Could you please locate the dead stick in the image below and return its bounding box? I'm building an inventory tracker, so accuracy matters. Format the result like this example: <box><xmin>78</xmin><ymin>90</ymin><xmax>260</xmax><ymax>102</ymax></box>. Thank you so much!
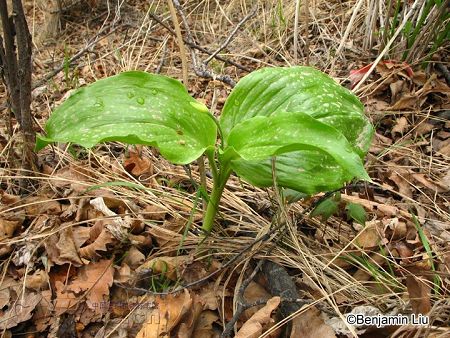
<box><xmin>204</xmin><ymin>7</ymin><xmax>257</xmax><ymax>65</ymax></box>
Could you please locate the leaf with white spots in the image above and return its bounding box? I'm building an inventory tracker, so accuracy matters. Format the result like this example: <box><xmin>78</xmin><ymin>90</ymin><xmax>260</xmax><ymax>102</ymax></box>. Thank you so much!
<box><xmin>221</xmin><ymin>66</ymin><xmax>373</xmax><ymax>155</ymax></box>
<box><xmin>36</xmin><ymin>71</ymin><xmax>217</xmax><ymax>164</ymax></box>
<box><xmin>226</xmin><ymin>111</ymin><xmax>369</xmax><ymax>194</ymax></box>
<box><xmin>220</xmin><ymin>66</ymin><xmax>373</xmax><ymax>194</ymax></box>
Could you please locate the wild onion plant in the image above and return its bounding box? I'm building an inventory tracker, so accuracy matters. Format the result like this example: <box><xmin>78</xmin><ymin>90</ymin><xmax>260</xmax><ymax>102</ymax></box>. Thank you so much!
<box><xmin>36</xmin><ymin>67</ymin><xmax>374</xmax><ymax>232</ymax></box>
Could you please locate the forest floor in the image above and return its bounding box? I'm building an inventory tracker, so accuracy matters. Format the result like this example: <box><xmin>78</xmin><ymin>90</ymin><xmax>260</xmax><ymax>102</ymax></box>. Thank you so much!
<box><xmin>0</xmin><ymin>1</ymin><xmax>449</xmax><ymax>337</ymax></box>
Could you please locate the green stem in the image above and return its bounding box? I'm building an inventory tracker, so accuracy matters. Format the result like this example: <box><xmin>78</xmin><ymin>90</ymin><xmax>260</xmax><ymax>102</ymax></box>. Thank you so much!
<box><xmin>202</xmin><ymin>164</ymin><xmax>232</xmax><ymax>233</ymax></box>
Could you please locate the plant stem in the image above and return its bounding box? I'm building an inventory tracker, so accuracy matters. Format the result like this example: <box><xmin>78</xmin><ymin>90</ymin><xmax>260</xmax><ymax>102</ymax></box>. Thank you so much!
<box><xmin>202</xmin><ymin>165</ymin><xmax>232</xmax><ymax>233</ymax></box>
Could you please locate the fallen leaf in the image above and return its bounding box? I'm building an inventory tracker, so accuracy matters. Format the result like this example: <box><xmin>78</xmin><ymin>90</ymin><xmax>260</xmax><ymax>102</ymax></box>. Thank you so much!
<box><xmin>192</xmin><ymin>310</ymin><xmax>219</xmax><ymax>338</ymax></box>
<box><xmin>66</xmin><ymin>259</ymin><xmax>114</xmax><ymax>314</ymax></box>
<box><xmin>235</xmin><ymin>296</ymin><xmax>280</xmax><ymax>338</ymax></box>
<box><xmin>122</xmin><ymin>246</ymin><xmax>145</xmax><ymax>269</ymax></box>
<box><xmin>391</xmin><ymin>116</ymin><xmax>409</xmax><ymax>135</ymax></box>
<box><xmin>0</xmin><ymin>292</ymin><xmax>41</xmax><ymax>329</ymax></box>
<box><xmin>123</xmin><ymin>149</ymin><xmax>153</xmax><ymax>177</ymax></box>
<box><xmin>56</xmin><ymin>227</ymin><xmax>84</xmax><ymax>266</ymax></box>
<box><xmin>355</xmin><ymin>221</ymin><xmax>384</xmax><ymax>249</ymax></box>
<box><xmin>290</xmin><ymin>306</ymin><xmax>336</xmax><ymax>338</ymax></box>
<box><xmin>25</xmin><ymin>270</ymin><xmax>49</xmax><ymax>290</ymax></box>
<box><xmin>405</xmin><ymin>275</ymin><xmax>431</xmax><ymax>314</ymax></box>
<box><xmin>136</xmin><ymin>289</ymin><xmax>193</xmax><ymax>338</ymax></box>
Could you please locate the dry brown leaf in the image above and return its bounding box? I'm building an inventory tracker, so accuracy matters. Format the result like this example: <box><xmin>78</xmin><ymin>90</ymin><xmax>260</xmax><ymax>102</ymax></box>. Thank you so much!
<box><xmin>405</xmin><ymin>275</ymin><xmax>431</xmax><ymax>314</ymax></box>
<box><xmin>0</xmin><ymin>218</ymin><xmax>22</xmax><ymax>240</ymax></box>
<box><xmin>388</xmin><ymin>171</ymin><xmax>413</xmax><ymax>198</ymax></box>
<box><xmin>391</xmin><ymin>116</ymin><xmax>409</xmax><ymax>135</ymax></box>
<box><xmin>114</xmin><ymin>263</ymin><xmax>132</xmax><ymax>284</ymax></box>
<box><xmin>242</xmin><ymin>281</ymin><xmax>271</xmax><ymax>322</ymax></box>
<box><xmin>79</xmin><ymin>223</ymin><xmax>116</xmax><ymax>259</ymax></box>
<box><xmin>142</xmin><ymin>204</ymin><xmax>167</xmax><ymax>221</ymax></box>
<box><xmin>54</xmin><ymin>281</ymin><xmax>80</xmax><ymax>316</ymax></box>
<box><xmin>177</xmin><ymin>293</ymin><xmax>204</xmax><ymax>338</ymax></box>
<box><xmin>24</xmin><ymin>196</ymin><xmax>62</xmax><ymax>216</ymax></box>
<box><xmin>235</xmin><ymin>296</ymin><xmax>280</xmax><ymax>338</ymax></box>
<box><xmin>33</xmin><ymin>289</ymin><xmax>53</xmax><ymax>332</ymax></box>
<box><xmin>148</xmin><ymin>216</ymin><xmax>186</xmax><ymax>247</ymax></box>
<box><xmin>66</xmin><ymin>259</ymin><xmax>114</xmax><ymax>314</ymax></box>
<box><xmin>192</xmin><ymin>310</ymin><xmax>219</xmax><ymax>338</ymax></box>
<box><xmin>56</xmin><ymin>227</ymin><xmax>84</xmax><ymax>266</ymax></box>
<box><xmin>90</xmin><ymin>197</ymin><xmax>129</xmax><ymax>240</ymax></box>
<box><xmin>290</xmin><ymin>306</ymin><xmax>336</xmax><ymax>338</ymax></box>
<box><xmin>25</xmin><ymin>270</ymin><xmax>49</xmax><ymax>290</ymax></box>
<box><xmin>411</xmin><ymin>173</ymin><xmax>449</xmax><ymax>193</ymax></box>
<box><xmin>123</xmin><ymin>149</ymin><xmax>153</xmax><ymax>177</ymax></box>
<box><xmin>355</xmin><ymin>221</ymin><xmax>384</xmax><ymax>249</ymax></box>
<box><xmin>122</xmin><ymin>246</ymin><xmax>145</xmax><ymax>269</ymax></box>
<box><xmin>0</xmin><ymin>292</ymin><xmax>41</xmax><ymax>330</ymax></box>
<box><xmin>136</xmin><ymin>255</ymin><xmax>191</xmax><ymax>281</ymax></box>
<box><xmin>389</xmin><ymin>94</ymin><xmax>417</xmax><ymax>110</ymax></box>
<box><xmin>136</xmin><ymin>289</ymin><xmax>193</xmax><ymax>338</ymax></box>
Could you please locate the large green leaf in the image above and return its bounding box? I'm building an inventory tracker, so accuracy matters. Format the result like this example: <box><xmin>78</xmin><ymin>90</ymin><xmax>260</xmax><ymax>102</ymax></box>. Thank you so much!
<box><xmin>36</xmin><ymin>71</ymin><xmax>217</xmax><ymax>164</ymax></box>
<box><xmin>220</xmin><ymin>66</ymin><xmax>373</xmax><ymax>155</ymax></box>
<box><xmin>220</xmin><ymin>66</ymin><xmax>373</xmax><ymax>194</ymax></box>
<box><xmin>227</xmin><ymin>111</ymin><xmax>368</xmax><ymax>180</ymax></box>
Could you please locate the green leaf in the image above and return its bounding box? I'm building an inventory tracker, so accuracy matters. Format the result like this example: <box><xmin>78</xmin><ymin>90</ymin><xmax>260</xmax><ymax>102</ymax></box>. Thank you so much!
<box><xmin>345</xmin><ymin>202</ymin><xmax>367</xmax><ymax>225</ymax></box>
<box><xmin>227</xmin><ymin>111</ymin><xmax>369</xmax><ymax>180</ymax></box>
<box><xmin>231</xmin><ymin>151</ymin><xmax>353</xmax><ymax>195</ymax></box>
<box><xmin>219</xmin><ymin>66</ymin><xmax>373</xmax><ymax>194</ymax></box>
<box><xmin>221</xmin><ymin>66</ymin><xmax>373</xmax><ymax>155</ymax></box>
<box><xmin>36</xmin><ymin>71</ymin><xmax>217</xmax><ymax>165</ymax></box>
<box><xmin>310</xmin><ymin>197</ymin><xmax>338</xmax><ymax>221</ymax></box>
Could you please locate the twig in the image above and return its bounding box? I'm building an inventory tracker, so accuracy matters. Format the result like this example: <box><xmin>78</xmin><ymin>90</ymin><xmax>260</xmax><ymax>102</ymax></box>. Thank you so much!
<box><xmin>32</xmin><ymin>25</ymin><xmax>121</xmax><ymax>89</ymax></box>
<box><xmin>149</xmin><ymin>13</ymin><xmax>251</xmax><ymax>73</ymax></box>
<box><xmin>155</xmin><ymin>38</ymin><xmax>168</xmax><ymax>74</ymax></box>
<box><xmin>204</xmin><ymin>7</ymin><xmax>257</xmax><ymax>65</ymax></box>
<box><xmin>221</xmin><ymin>259</ymin><xmax>266</xmax><ymax>338</ymax></box>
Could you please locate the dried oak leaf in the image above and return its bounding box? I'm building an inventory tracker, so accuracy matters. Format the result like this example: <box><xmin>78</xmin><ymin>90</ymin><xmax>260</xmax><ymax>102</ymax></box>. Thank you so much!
<box><xmin>235</xmin><ymin>296</ymin><xmax>280</xmax><ymax>338</ymax></box>
<box><xmin>66</xmin><ymin>259</ymin><xmax>114</xmax><ymax>314</ymax></box>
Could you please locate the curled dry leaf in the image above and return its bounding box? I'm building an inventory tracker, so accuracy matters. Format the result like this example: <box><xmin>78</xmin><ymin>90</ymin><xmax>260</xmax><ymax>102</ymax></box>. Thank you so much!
<box><xmin>405</xmin><ymin>274</ymin><xmax>432</xmax><ymax>315</ymax></box>
<box><xmin>136</xmin><ymin>289</ymin><xmax>193</xmax><ymax>338</ymax></box>
<box><xmin>90</xmin><ymin>197</ymin><xmax>129</xmax><ymax>240</ymax></box>
<box><xmin>56</xmin><ymin>227</ymin><xmax>84</xmax><ymax>266</ymax></box>
<box><xmin>79</xmin><ymin>221</ymin><xmax>115</xmax><ymax>259</ymax></box>
<box><xmin>123</xmin><ymin>149</ymin><xmax>153</xmax><ymax>177</ymax></box>
<box><xmin>391</xmin><ymin>116</ymin><xmax>409</xmax><ymax>135</ymax></box>
<box><xmin>136</xmin><ymin>255</ymin><xmax>191</xmax><ymax>281</ymax></box>
<box><xmin>235</xmin><ymin>296</ymin><xmax>280</xmax><ymax>338</ymax></box>
<box><xmin>354</xmin><ymin>221</ymin><xmax>385</xmax><ymax>249</ymax></box>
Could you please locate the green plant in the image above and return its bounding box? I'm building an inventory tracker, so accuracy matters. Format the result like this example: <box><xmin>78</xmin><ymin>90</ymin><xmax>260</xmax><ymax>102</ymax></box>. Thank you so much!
<box><xmin>36</xmin><ymin>66</ymin><xmax>374</xmax><ymax>233</ymax></box>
